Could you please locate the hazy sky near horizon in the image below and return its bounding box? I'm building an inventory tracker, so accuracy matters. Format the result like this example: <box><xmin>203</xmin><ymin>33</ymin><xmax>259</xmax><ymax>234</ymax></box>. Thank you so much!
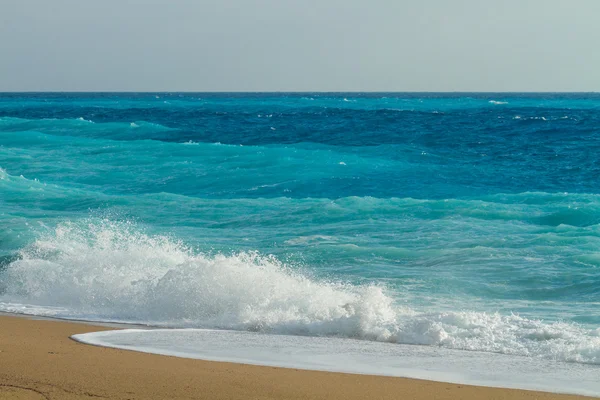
<box><xmin>1</xmin><ymin>0</ymin><xmax>599</xmax><ymax>92</ymax></box>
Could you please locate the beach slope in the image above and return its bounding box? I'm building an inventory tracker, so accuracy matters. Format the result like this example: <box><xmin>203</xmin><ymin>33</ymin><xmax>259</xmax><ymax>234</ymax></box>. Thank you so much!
<box><xmin>0</xmin><ymin>314</ymin><xmax>594</xmax><ymax>400</ymax></box>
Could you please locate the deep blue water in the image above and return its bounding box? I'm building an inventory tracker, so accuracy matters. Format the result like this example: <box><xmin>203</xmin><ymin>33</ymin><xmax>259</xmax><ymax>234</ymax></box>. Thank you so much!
<box><xmin>1</xmin><ymin>93</ymin><xmax>600</xmax><ymax>363</ymax></box>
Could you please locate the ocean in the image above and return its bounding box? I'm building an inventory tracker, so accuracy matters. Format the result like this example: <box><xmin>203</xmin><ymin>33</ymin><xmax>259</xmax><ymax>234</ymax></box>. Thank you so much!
<box><xmin>1</xmin><ymin>93</ymin><xmax>600</xmax><ymax>394</ymax></box>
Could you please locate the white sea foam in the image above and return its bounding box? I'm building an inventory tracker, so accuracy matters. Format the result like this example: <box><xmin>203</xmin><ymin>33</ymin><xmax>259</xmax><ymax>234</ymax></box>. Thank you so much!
<box><xmin>489</xmin><ymin>100</ymin><xmax>508</xmax><ymax>105</ymax></box>
<box><xmin>1</xmin><ymin>220</ymin><xmax>600</xmax><ymax>365</ymax></box>
<box><xmin>72</xmin><ymin>329</ymin><xmax>600</xmax><ymax>396</ymax></box>
<box><xmin>513</xmin><ymin>116</ymin><xmax>549</xmax><ymax>121</ymax></box>
<box><xmin>284</xmin><ymin>235</ymin><xmax>336</xmax><ymax>245</ymax></box>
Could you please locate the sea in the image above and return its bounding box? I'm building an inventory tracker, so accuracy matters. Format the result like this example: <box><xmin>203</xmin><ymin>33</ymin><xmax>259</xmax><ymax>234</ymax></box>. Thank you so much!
<box><xmin>1</xmin><ymin>93</ymin><xmax>600</xmax><ymax>395</ymax></box>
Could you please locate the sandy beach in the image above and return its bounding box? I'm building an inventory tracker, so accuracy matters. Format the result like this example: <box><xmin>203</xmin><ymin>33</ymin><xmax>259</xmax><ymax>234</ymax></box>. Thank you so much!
<box><xmin>0</xmin><ymin>314</ymin><xmax>594</xmax><ymax>400</ymax></box>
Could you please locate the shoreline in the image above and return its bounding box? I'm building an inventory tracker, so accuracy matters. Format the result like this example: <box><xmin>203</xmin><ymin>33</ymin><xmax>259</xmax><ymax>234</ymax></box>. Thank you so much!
<box><xmin>0</xmin><ymin>313</ymin><xmax>596</xmax><ymax>400</ymax></box>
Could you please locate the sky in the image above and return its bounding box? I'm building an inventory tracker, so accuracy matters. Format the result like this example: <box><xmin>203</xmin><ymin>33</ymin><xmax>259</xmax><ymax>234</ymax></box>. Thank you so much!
<box><xmin>0</xmin><ymin>0</ymin><xmax>599</xmax><ymax>92</ymax></box>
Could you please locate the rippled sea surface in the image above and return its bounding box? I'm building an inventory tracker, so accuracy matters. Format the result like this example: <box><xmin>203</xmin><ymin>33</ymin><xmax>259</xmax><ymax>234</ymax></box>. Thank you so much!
<box><xmin>2</xmin><ymin>93</ymin><xmax>600</xmax><ymax>366</ymax></box>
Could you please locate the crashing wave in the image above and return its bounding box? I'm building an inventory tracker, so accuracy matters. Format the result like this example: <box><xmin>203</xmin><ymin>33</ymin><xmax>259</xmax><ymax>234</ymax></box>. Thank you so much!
<box><xmin>1</xmin><ymin>219</ymin><xmax>600</xmax><ymax>364</ymax></box>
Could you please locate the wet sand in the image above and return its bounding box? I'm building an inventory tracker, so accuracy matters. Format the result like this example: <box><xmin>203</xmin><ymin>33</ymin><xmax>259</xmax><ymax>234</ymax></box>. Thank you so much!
<box><xmin>0</xmin><ymin>314</ymin><xmax>594</xmax><ymax>400</ymax></box>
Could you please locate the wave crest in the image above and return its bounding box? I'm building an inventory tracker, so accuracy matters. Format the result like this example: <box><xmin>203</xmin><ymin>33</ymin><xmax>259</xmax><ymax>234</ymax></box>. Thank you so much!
<box><xmin>0</xmin><ymin>116</ymin><xmax>172</xmax><ymax>140</ymax></box>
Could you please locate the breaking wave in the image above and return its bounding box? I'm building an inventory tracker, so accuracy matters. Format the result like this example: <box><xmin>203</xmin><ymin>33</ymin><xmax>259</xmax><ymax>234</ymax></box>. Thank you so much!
<box><xmin>1</xmin><ymin>220</ymin><xmax>600</xmax><ymax>364</ymax></box>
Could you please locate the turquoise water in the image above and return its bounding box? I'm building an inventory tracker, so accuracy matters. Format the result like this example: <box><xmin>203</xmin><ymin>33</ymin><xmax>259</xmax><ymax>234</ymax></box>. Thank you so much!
<box><xmin>1</xmin><ymin>93</ymin><xmax>600</xmax><ymax>364</ymax></box>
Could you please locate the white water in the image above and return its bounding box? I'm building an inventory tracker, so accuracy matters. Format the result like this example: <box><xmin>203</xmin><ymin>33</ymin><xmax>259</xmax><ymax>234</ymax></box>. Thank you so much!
<box><xmin>73</xmin><ymin>328</ymin><xmax>600</xmax><ymax>397</ymax></box>
<box><xmin>1</xmin><ymin>220</ymin><xmax>600</xmax><ymax>365</ymax></box>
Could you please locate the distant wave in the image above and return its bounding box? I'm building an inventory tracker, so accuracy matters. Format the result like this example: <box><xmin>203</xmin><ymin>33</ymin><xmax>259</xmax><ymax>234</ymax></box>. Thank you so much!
<box><xmin>489</xmin><ymin>100</ymin><xmax>509</xmax><ymax>105</ymax></box>
<box><xmin>3</xmin><ymin>164</ymin><xmax>600</xmax><ymax>230</ymax></box>
<box><xmin>1</xmin><ymin>219</ymin><xmax>600</xmax><ymax>365</ymax></box>
<box><xmin>0</xmin><ymin>116</ymin><xmax>173</xmax><ymax>138</ymax></box>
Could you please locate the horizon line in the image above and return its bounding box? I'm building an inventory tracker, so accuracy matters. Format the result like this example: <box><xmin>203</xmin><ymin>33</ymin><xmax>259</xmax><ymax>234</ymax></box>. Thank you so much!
<box><xmin>1</xmin><ymin>91</ymin><xmax>599</xmax><ymax>94</ymax></box>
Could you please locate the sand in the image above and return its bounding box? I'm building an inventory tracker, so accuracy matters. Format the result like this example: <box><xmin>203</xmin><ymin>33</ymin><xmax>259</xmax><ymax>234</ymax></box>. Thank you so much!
<box><xmin>0</xmin><ymin>314</ymin><xmax>594</xmax><ymax>400</ymax></box>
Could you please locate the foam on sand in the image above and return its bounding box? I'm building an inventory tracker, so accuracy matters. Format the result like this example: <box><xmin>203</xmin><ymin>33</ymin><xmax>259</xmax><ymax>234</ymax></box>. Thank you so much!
<box><xmin>72</xmin><ymin>328</ymin><xmax>600</xmax><ymax>397</ymax></box>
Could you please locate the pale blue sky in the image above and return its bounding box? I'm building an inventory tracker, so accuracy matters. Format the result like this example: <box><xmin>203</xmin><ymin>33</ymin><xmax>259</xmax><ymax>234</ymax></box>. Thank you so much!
<box><xmin>1</xmin><ymin>0</ymin><xmax>599</xmax><ymax>91</ymax></box>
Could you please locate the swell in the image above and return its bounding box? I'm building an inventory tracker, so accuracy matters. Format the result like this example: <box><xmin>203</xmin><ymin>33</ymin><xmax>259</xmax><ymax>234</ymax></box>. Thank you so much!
<box><xmin>4</xmin><ymin>165</ymin><xmax>600</xmax><ymax>229</ymax></box>
<box><xmin>1</xmin><ymin>219</ymin><xmax>599</xmax><ymax>365</ymax></box>
<box><xmin>4</xmin><ymin>126</ymin><xmax>600</xmax><ymax>201</ymax></box>
<box><xmin>2</xmin><ymin>101</ymin><xmax>599</xmax><ymax>147</ymax></box>
<box><xmin>0</xmin><ymin>116</ymin><xmax>173</xmax><ymax>141</ymax></box>
<box><xmin>4</xmin><ymin>165</ymin><xmax>600</xmax><ymax>232</ymax></box>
